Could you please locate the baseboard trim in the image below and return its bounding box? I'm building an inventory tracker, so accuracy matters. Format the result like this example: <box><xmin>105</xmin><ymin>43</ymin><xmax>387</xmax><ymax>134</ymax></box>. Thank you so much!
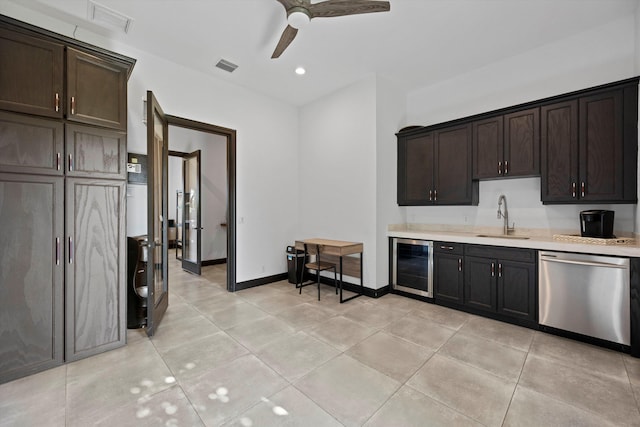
<box><xmin>236</xmin><ymin>273</ymin><xmax>288</xmax><ymax>291</ymax></box>
<box><xmin>202</xmin><ymin>258</ymin><xmax>227</xmax><ymax>266</ymax></box>
<box><xmin>316</xmin><ymin>276</ymin><xmax>390</xmax><ymax>298</ymax></box>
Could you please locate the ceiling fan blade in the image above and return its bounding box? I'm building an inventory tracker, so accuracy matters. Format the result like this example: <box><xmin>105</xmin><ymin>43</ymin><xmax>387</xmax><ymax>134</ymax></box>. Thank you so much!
<box><xmin>271</xmin><ymin>25</ymin><xmax>299</xmax><ymax>58</ymax></box>
<box><xmin>308</xmin><ymin>0</ymin><xmax>390</xmax><ymax>18</ymax></box>
<box><xmin>276</xmin><ymin>0</ymin><xmax>306</xmax><ymax>10</ymax></box>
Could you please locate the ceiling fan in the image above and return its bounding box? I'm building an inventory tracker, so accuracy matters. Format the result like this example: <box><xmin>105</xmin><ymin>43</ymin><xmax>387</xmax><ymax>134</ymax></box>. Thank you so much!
<box><xmin>272</xmin><ymin>0</ymin><xmax>391</xmax><ymax>58</ymax></box>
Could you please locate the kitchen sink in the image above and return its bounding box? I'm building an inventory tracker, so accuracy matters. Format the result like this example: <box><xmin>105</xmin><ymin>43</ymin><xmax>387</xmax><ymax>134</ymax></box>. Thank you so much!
<box><xmin>475</xmin><ymin>234</ymin><xmax>530</xmax><ymax>240</ymax></box>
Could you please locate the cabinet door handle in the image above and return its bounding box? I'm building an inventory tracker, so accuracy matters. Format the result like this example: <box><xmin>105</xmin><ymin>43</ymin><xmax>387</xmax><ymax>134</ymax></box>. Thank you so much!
<box><xmin>434</xmin><ymin>190</ymin><xmax>437</xmax><ymax>201</ymax></box>
<box><xmin>572</xmin><ymin>182</ymin><xmax>576</xmax><ymax>198</ymax></box>
<box><xmin>71</xmin><ymin>96</ymin><xmax>76</xmax><ymax>115</ymax></box>
<box><xmin>504</xmin><ymin>161</ymin><xmax>509</xmax><ymax>175</ymax></box>
<box><xmin>440</xmin><ymin>245</ymin><xmax>454</xmax><ymax>250</ymax></box>
<box><xmin>68</xmin><ymin>154</ymin><xmax>73</xmax><ymax>172</ymax></box>
<box><xmin>55</xmin><ymin>93</ymin><xmax>60</xmax><ymax>112</ymax></box>
<box><xmin>55</xmin><ymin>237</ymin><xmax>60</xmax><ymax>266</ymax></box>
<box><xmin>56</xmin><ymin>152</ymin><xmax>61</xmax><ymax>171</ymax></box>
<box><xmin>581</xmin><ymin>182</ymin><xmax>585</xmax><ymax>198</ymax></box>
<box><xmin>458</xmin><ymin>258</ymin><xmax>462</xmax><ymax>272</ymax></box>
<box><xmin>498</xmin><ymin>263</ymin><xmax>502</xmax><ymax>277</ymax></box>
<box><xmin>429</xmin><ymin>190</ymin><xmax>433</xmax><ymax>201</ymax></box>
<box><xmin>498</xmin><ymin>161</ymin><xmax>502</xmax><ymax>175</ymax></box>
<box><xmin>68</xmin><ymin>237</ymin><xmax>73</xmax><ymax>264</ymax></box>
<box><xmin>491</xmin><ymin>262</ymin><xmax>495</xmax><ymax>277</ymax></box>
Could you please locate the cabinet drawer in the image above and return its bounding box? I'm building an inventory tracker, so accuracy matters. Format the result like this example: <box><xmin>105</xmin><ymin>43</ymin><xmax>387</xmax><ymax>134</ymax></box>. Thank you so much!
<box><xmin>0</xmin><ymin>111</ymin><xmax>64</xmax><ymax>176</ymax></box>
<box><xmin>466</xmin><ymin>244</ymin><xmax>536</xmax><ymax>262</ymax></box>
<box><xmin>434</xmin><ymin>241</ymin><xmax>464</xmax><ymax>255</ymax></box>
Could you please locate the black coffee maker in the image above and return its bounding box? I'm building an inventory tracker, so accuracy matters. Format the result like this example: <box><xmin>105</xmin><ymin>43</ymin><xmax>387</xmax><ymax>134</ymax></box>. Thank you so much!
<box><xmin>580</xmin><ymin>210</ymin><xmax>615</xmax><ymax>238</ymax></box>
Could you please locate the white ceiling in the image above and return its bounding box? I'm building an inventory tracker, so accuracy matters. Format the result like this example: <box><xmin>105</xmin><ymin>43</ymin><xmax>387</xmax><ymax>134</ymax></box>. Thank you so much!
<box><xmin>8</xmin><ymin>0</ymin><xmax>640</xmax><ymax>106</ymax></box>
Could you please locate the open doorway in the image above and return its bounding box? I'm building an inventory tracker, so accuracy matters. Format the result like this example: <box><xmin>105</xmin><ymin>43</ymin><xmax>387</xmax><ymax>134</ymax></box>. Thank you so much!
<box><xmin>166</xmin><ymin>115</ymin><xmax>236</xmax><ymax>292</ymax></box>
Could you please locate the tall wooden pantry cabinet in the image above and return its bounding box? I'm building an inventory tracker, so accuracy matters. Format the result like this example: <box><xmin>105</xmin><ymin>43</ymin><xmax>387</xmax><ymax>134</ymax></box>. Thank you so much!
<box><xmin>0</xmin><ymin>15</ymin><xmax>135</xmax><ymax>383</ymax></box>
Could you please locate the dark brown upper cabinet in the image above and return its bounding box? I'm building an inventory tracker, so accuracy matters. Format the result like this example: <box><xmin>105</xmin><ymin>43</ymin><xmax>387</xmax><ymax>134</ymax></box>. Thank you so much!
<box><xmin>472</xmin><ymin>108</ymin><xmax>539</xmax><ymax>179</ymax></box>
<box><xmin>65</xmin><ymin>124</ymin><xmax>127</xmax><ymax>180</ymax></box>
<box><xmin>67</xmin><ymin>48</ymin><xmax>128</xmax><ymax>130</ymax></box>
<box><xmin>541</xmin><ymin>84</ymin><xmax>637</xmax><ymax>204</ymax></box>
<box><xmin>0</xmin><ymin>28</ymin><xmax>64</xmax><ymax>118</ymax></box>
<box><xmin>398</xmin><ymin>124</ymin><xmax>478</xmax><ymax>206</ymax></box>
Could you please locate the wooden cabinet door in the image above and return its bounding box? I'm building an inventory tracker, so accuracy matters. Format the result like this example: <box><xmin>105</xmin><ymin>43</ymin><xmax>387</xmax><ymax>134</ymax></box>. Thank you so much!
<box><xmin>67</xmin><ymin>48</ymin><xmax>128</xmax><ymax>130</ymax></box>
<box><xmin>504</xmin><ymin>108</ymin><xmax>539</xmax><ymax>177</ymax></box>
<box><xmin>472</xmin><ymin>116</ymin><xmax>503</xmax><ymax>179</ymax></box>
<box><xmin>65</xmin><ymin>178</ymin><xmax>126</xmax><ymax>362</ymax></box>
<box><xmin>496</xmin><ymin>259</ymin><xmax>536</xmax><ymax>323</ymax></box>
<box><xmin>398</xmin><ymin>132</ymin><xmax>434</xmax><ymax>205</ymax></box>
<box><xmin>65</xmin><ymin>124</ymin><xmax>126</xmax><ymax>179</ymax></box>
<box><xmin>540</xmin><ymin>100</ymin><xmax>578</xmax><ymax>203</ymax></box>
<box><xmin>434</xmin><ymin>252</ymin><xmax>464</xmax><ymax>305</ymax></box>
<box><xmin>464</xmin><ymin>256</ymin><xmax>496</xmax><ymax>312</ymax></box>
<box><xmin>579</xmin><ymin>90</ymin><xmax>624</xmax><ymax>202</ymax></box>
<box><xmin>0</xmin><ymin>173</ymin><xmax>64</xmax><ymax>383</ymax></box>
<box><xmin>0</xmin><ymin>28</ymin><xmax>63</xmax><ymax>118</ymax></box>
<box><xmin>0</xmin><ymin>111</ymin><xmax>64</xmax><ymax>176</ymax></box>
<box><xmin>434</xmin><ymin>124</ymin><xmax>474</xmax><ymax>205</ymax></box>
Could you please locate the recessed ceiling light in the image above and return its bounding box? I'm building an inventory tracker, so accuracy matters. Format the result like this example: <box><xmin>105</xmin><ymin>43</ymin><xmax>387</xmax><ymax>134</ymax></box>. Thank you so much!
<box><xmin>295</xmin><ymin>67</ymin><xmax>306</xmax><ymax>75</ymax></box>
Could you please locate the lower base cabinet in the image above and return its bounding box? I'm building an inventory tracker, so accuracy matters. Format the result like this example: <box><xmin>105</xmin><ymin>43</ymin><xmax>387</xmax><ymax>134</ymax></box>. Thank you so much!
<box><xmin>434</xmin><ymin>242</ymin><xmax>537</xmax><ymax>327</ymax></box>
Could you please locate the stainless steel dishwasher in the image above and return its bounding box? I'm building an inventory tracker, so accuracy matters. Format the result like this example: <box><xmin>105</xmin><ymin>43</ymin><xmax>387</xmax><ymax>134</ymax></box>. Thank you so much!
<box><xmin>539</xmin><ymin>251</ymin><xmax>630</xmax><ymax>346</ymax></box>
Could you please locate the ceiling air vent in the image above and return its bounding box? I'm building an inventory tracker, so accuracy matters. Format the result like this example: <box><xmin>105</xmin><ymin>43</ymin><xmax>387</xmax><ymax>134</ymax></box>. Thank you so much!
<box><xmin>87</xmin><ymin>0</ymin><xmax>133</xmax><ymax>34</ymax></box>
<box><xmin>215</xmin><ymin>59</ymin><xmax>238</xmax><ymax>73</ymax></box>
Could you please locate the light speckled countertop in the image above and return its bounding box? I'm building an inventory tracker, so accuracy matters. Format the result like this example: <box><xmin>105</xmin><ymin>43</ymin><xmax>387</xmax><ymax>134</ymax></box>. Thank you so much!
<box><xmin>387</xmin><ymin>224</ymin><xmax>640</xmax><ymax>257</ymax></box>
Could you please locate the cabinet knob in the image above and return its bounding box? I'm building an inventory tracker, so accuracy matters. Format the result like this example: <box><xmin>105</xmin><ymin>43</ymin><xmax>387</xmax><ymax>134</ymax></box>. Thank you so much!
<box><xmin>55</xmin><ymin>237</ymin><xmax>60</xmax><ymax>266</ymax></box>
<box><xmin>434</xmin><ymin>190</ymin><xmax>437</xmax><ymax>201</ymax></box>
<box><xmin>504</xmin><ymin>161</ymin><xmax>509</xmax><ymax>175</ymax></box>
<box><xmin>55</xmin><ymin>93</ymin><xmax>60</xmax><ymax>112</ymax></box>
<box><xmin>458</xmin><ymin>258</ymin><xmax>462</xmax><ymax>272</ymax></box>
<box><xmin>498</xmin><ymin>263</ymin><xmax>502</xmax><ymax>278</ymax></box>
<box><xmin>491</xmin><ymin>262</ymin><xmax>495</xmax><ymax>277</ymax></box>
<box><xmin>429</xmin><ymin>190</ymin><xmax>432</xmax><ymax>201</ymax></box>
<box><xmin>581</xmin><ymin>182</ymin><xmax>585</xmax><ymax>198</ymax></box>
<box><xmin>68</xmin><ymin>154</ymin><xmax>73</xmax><ymax>172</ymax></box>
<box><xmin>572</xmin><ymin>182</ymin><xmax>576</xmax><ymax>198</ymax></box>
<box><xmin>440</xmin><ymin>245</ymin><xmax>454</xmax><ymax>250</ymax></box>
<box><xmin>68</xmin><ymin>236</ymin><xmax>73</xmax><ymax>264</ymax></box>
<box><xmin>71</xmin><ymin>96</ymin><xmax>76</xmax><ymax>115</ymax></box>
<box><xmin>498</xmin><ymin>161</ymin><xmax>502</xmax><ymax>175</ymax></box>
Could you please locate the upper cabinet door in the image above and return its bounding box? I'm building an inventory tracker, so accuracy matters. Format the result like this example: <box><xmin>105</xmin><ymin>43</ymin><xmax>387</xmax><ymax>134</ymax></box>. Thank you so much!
<box><xmin>579</xmin><ymin>90</ymin><xmax>624</xmax><ymax>202</ymax></box>
<box><xmin>398</xmin><ymin>132</ymin><xmax>434</xmax><ymax>205</ymax></box>
<box><xmin>0</xmin><ymin>28</ymin><xmax>63</xmax><ymax>118</ymax></box>
<box><xmin>472</xmin><ymin>116</ymin><xmax>503</xmax><ymax>179</ymax></box>
<box><xmin>503</xmin><ymin>107</ymin><xmax>539</xmax><ymax>177</ymax></box>
<box><xmin>434</xmin><ymin>124</ymin><xmax>475</xmax><ymax>205</ymax></box>
<box><xmin>65</xmin><ymin>124</ymin><xmax>126</xmax><ymax>179</ymax></box>
<box><xmin>0</xmin><ymin>111</ymin><xmax>64</xmax><ymax>176</ymax></box>
<box><xmin>540</xmin><ymin>100</ymin><xmax>578</xmax><ymax>203</ymax></box>
<box><xmin>66</xmin><ymin>48</ymin><xmax>128</xmax><ymax>130</ymax></box>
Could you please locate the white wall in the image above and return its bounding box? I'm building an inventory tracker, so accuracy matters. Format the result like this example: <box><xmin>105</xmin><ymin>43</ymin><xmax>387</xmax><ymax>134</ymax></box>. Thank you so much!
<box><xmin>405</xmin><ymin>15</ymin><xmax>638</xmax><ymax>235</ymax></box>
<box><xmin>298</xmin><ymin>76</ymin><xmax>378</xmax><ymax>287</ymax></box>
<box><xmin>0</xmin><ymin>2</ymin><xmax>300</xmax><ymax>283</ymax></box>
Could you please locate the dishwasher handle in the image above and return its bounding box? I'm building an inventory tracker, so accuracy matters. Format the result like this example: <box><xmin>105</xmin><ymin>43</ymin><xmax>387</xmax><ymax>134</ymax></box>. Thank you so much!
<box><xmin>540</xmin><ymin>255</ymin><xmax>627</xmax><ymax>269</ymax></box>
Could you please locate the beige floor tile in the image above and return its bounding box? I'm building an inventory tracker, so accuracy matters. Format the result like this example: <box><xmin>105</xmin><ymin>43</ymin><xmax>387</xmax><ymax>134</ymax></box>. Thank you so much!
<box><xmin>439</xmin><ymin>331</ymin><xmax>527</xmax><ymax>381</ymax></box>
<box><xmin>374</xmin><ymin>293</ymin><xmax>430</xmax><ymax>313</ymax></box>
<box><xmin>458</xmin><ymin>315</ymin><xmax>534</xmax><ymax>351</ymax></box>
<box><xmin>255</xmin><ymin>331</ymin><xmax>340</xmax><ymax>381</ymax></box>
<box><xmin>190</xmin><ymin>292</ymin><xmax>244</xmax><ymax>315</ymax></box>
<box><xmin>410</xmin><ymin>302</ymin><xmax>471</xmax><ymax>330</ymax></box>
<box><xmin>181</xmin><ymin>354</ymin><xmax>288</xmax><ymax>426</ymax></box>
<box><xmin>346</xmin><ymin>331</ymin><xmax>433</xmax><ymax>382</ymax></box>
<box><xmin>160</xmin><ymin>332</ymin><xmax>249</xmax><ymax>380</ymax></box>
<box><xmin>224</xmin><ymin>385</ymin><xmax>343</xmax><ymax>427</ymax></box>
<box><xmin>295</xmin><ymin>354</ymin><xmax>400</xmax><ymax>427</ymax></box>
<box><xmin>384</xmin><ymin>312</ymin><xmax>456</xmax><ymax>351</ymax></box>
<box><xmin>407</xmin><ymin>354</ymin><xmax>516</xmax><ymax>426</ymax></box>
<box><xmin>0</xmin><ymin>365</ymin><xmax>67</xmax><ymax>427</ymax></box>
<box><xmin>364</xmin><ymin>385</ymin><xmax>482</xmax><ymax>427</ymax></box>
<box><xmin>235</xmin><ymin>283</ymin><xmax>290</xmax><ymax>304</ymax></box>
<box><xmin>149</xmin><ymin>314</ymin><xmax>221</xmax><ymax>353</ymax></box>
<box><xmin>625</xmin><ymin>354</ymin><xmax>640</xmax><ymax>386</ymax></box>
<box><xmin>306</xmin><ymin>315</ymin><xmax>376</xmax><ymax>352</ymax></box>
<box><xmin>66</xmin><ymin>340</ymin><xmax>176</xmax><ymax>426</ymax></box>
<box><xmin>245</xmin><ymin>293</ymin><xmax>308</xmax><ymax>314</ymax></box>
<box><xmin>342</xmin><ymin>302</ymin><xmax>408</xmax><ymax>329</ymax></box>
<box><xmin>93</xmin><ymin>385</ymin><xmax>205</xmax><ymax>426</ymax></box>
<box><xmin>226</xmin><ymin>315</ymin><xmax>297</xmax><ymax>352</ymax></box>
<box><xmin>503</xmin><ymin>385</ymin><xmax>617</xmax><ymax>427</ymax></box>
<box><xmin>203</xmin><ymin>301</ymin><xmax>271</xmax><ymax>329</ymax></box>
<box><xmin>519</xmin><ymin>354</ymin><xmax>640</xmax><ymax>425</ymax></box>
<box><xmin>276</xmin><ymin>303</ymin><xmax>337</xmax><ymax>330</ymax></box>
<box><xmin>530</xmin><ymin>332</ymin><xmax>627</xmax><ymax>381</ymax></box>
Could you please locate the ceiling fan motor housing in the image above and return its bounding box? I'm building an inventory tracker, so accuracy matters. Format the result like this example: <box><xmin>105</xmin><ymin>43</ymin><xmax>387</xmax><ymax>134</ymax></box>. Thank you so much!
<box><xmin>287</xmin><ymin>7</ymin><xmax>311</xmax><ymax>28</ymax></box>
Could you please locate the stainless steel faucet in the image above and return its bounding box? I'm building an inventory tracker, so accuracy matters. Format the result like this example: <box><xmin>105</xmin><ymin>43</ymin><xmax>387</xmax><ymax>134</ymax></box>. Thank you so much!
<box><xmin>497</xmin><ymin>194</ymin><xmax>515</xmax><ymax>235</ymax></box>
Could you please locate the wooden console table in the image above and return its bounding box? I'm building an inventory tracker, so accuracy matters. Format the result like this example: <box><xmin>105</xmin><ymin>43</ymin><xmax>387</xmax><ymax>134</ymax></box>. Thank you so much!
<box><xmin>295</xmin><ymin>238</ymin><xmax>364</xmax><ymax>303</ymax></box>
